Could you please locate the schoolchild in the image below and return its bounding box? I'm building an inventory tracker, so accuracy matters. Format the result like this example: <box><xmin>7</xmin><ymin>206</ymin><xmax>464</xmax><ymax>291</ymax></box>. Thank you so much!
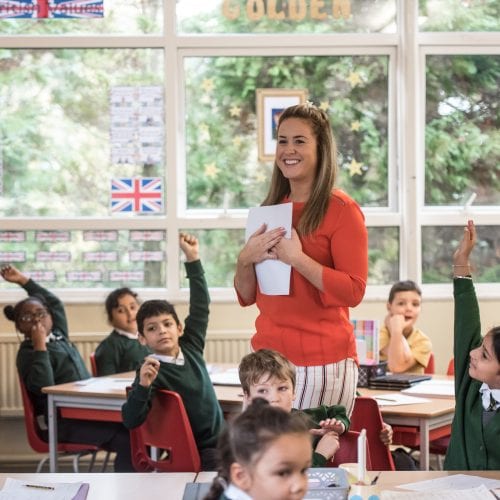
<box><xmin>203</xmin><ymin>398</ymin><xmax>312</xmax><ymax>500</ymax></box>
<box><xmin>94</xmin><ymin>287</ymin><xmax>151</xmax><ymax>375</ymax></box>
<box><xmin>121</xmin><ymin>233</ymin><xmax>224</xmax><ymax>471</ymax></box>
<box><xmin>1</xmin><ymin>264</ymin><xmax>133</xmax><ymax>472</ymax></box>
<box><xmin>444</xmin><ymin>220</ymin><xmax>500</xmax><ymax>469</ymax></box>
<box><xmin>238</xmin><ymin>349</ymin><xmax>349</xmax><ymax>467</ymax></box>
<box><xmin>379</xmin><ymin>280</ymin><xmax>432</xmax><ymax>374</ymax></box>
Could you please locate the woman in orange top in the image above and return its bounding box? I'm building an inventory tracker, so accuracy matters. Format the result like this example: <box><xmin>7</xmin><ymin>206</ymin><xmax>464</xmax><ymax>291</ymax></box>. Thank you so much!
<box><xmin>235</xmin><ymin>103</ymin><xmax>368</xmax><ymax>414</ymax></box>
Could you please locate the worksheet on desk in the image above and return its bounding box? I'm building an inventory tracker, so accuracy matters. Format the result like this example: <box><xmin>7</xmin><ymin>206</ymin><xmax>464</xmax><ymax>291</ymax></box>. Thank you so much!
<box><xmin>372</xmin><ymin>393</ymin><xmax>431</xmax><ymax>406</ymax></box>
<box><xmin>381</xmin><ymin>484</ymin><xmax>498</xmax><ymax>500</ymax></box>
<box><xmin>0</xmin><ymin>478</ymin><xmax>87</xmax><ymax>500</ymax></box>
<box><xmin>397</xmin><ymin>473</ymin><xmax>500</xmax><ymax>492</ymax></box>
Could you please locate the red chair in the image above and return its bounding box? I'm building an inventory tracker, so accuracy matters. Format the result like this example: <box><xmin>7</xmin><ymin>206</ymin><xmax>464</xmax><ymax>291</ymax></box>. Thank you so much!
<box><xmin>328</xmin><ymin>430</ymin><xmax>372</xmax><ymax>470</ymax></box>
<box><xmin>90</xmin><ymin>352</ymin><xmax>98</xmax><ymax>377</ymax></box>
<box><xmin>350</xmin><ymin>397</ymin><xmax>395</xmax><ymax>470</ymax></box>
<box><xmin>18</xmin><ymin>375</ymin><xmax>101</xmax><ymax>473</ymax></box>
<box><xmin>129</xmin><ymin>389</ymin><xmax>201</xmax><ymax>472</ymax></box>
<box><xmin>446</xmin><ymin>357</ymin><xmax>454</xmax><ymax>376</ymax></box>
<box><xmin>424</xmin><ymin>352</ymin><xmax>435</xmax><ymax>374</ymax></box>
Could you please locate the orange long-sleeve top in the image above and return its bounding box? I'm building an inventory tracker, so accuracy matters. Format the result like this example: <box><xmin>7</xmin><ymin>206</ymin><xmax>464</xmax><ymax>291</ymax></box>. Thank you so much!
<box><xmin>237</xmin><ymin>189</ymin><xmax>368</xmax><ymax>366</ymax></box>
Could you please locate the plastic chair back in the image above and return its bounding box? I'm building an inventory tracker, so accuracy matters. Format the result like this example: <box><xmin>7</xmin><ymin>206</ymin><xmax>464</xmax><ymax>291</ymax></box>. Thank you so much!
<box><xmin>18</xmin><ymin>374</ymin><xmax>99</xmax><ymax>471</ymax></box>
<box><xmin>328</xmin><ymin>430</ymin><xmax>372</xmax><ymax>470</ymax></box>
<box><xmin>424</xmin><ymin>353</ymin><xmax>435</xmax><ymax>374</ymax></box>
<box><xmin>89</xmin><ymin>352</ymin><xmax>98</xmax><ymax>377</ymax></box>
<box><xmin>129</xmin><ymin>389</ymin><xmax>201</xmax><ymax>472</ymax></box>
<box><xmin>350</xmin><ymin>397</ymin><xmax>395</xmax><ymax>470</ymax></box>
<box><xmin>446</xmin><ymin>357</ymin><xmax>454</xmax><ymax>376</ymax></box>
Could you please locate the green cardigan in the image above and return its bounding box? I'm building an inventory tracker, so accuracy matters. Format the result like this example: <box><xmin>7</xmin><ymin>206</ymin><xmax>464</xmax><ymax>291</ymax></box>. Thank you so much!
<box><xmin>121</xmin><ymin>260</ymin><xmax>224</xmax><ymax>451</ymax></box>
<box><xmin>16</xmin><ymin>279</ymin><xmax>90</xmax><ymax>418</ymax></box>
<box><xmin>94</xmin><ymin>329</ymin><xmax>151</xmax><ymax>376</ymax></box>
<box><xmin>444</xmin><ymin>278</ymin><xmax>500</xmax><ymax>470</ymax></box>
<box><xmin>296</xmin><ymin>404</ymin><xmax>350</xmax><ymax>467</ymax></box>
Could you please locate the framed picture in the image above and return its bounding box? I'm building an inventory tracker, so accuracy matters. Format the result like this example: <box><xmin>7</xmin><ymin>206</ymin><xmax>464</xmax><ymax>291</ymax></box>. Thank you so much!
<box><xmin>256</xmin><ymin>88</ymin><xmax>308</xmax><ymax>161</ymax></box>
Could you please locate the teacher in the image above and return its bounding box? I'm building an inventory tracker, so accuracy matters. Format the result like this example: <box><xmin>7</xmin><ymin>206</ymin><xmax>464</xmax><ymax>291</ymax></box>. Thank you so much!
<box><xmin>234</xmin><ymin>103</ymin><xmax>368</xmax><ymax>414</ymax></box>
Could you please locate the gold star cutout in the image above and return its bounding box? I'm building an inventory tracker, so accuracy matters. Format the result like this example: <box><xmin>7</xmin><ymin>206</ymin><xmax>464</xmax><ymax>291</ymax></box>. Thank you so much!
<box><xmin>319</xmin><ymin>101</ymin><xmax>330</xmax><ymax>111</ymax></box>
<box><xmin>348</xmin><ymin>158</ymin><xmax>363</xmax><ymax>176</ymax></box>
<box><xmin>201</xmin><ymin>78</ymin><xmax>215</xmax><ymax>93</ymax></box>
<box><xmin>350</xmin><ymin>120</ymin><xmax>361</xmax><ymax>131</ymax></box>
<box><xmin>347</xmin><ymin>71</ymin><xmax>362</xmax><ymax>87</ymax></box>
<box><xmin>255</xmin><ymin>171</ymin><xmax>267</xmax><ymax>183</ymax></box>
<box><xmin>199</xmin><ymin>123</ymin><xmax>210</xmax><ymax>142</ymax></box>
<box><xmin>232</xmin><ymin>136</ymin><xmax>242</xmax><ymax>147</ymax></box>
<box><xmin>229</xmin><ymin>105</ymin><xmax>241</xmax><ymax>118</ymax></box>
<box><xmin>204</xmin><ymin>162</ymin><xmax>219</xmax><ymax>179</ymax></box>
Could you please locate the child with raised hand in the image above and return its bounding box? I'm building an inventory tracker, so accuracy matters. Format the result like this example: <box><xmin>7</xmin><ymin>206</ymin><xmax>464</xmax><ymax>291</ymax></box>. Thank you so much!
<box><xmin>238</xmin><ymin>349</ymin><xmax>349</xmax><ymax>467</ymax></box>
<box><xmin>94</xmin><ymin>287</ymin><xmax>151</xmax><ymax>376</ymax></box>
<box><xmin>121</xmin><ymin>232</ymin><xmax>224</xmax><ymax>471</ymax></box>
<box><xmin>203</xmin><ymin>397</ymin><xmax>312</xmax><ymax>500</ymax></box>
<box><xmin>1</xmin><ymin>264</ymin><xmax>133</xmax><ymax>472</ymax></box>
<box><xmin>444</xmin><ymin>220</ymin><xmax>500</xmax><ymax>470</ymax></box>
<box><xmin>379</xmin><ymin>280</ymin><xmax>432</xmax><ymax>374</ymax></box>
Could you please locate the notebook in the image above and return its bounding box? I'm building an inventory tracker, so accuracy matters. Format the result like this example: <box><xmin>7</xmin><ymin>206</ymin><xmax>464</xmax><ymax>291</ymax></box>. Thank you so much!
<box><xmin>368</xmin><ymin>373</ymin><xmax>432</xmax><ymax>390</ymax></box>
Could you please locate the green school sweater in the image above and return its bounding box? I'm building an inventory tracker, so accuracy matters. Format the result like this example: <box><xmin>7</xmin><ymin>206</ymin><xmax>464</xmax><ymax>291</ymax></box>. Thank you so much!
<box><xmin>16</xmin><ymin>279</ymin><xmax>90</xmax><ymax>418</ymax></box>
<box><xmin>444</xmin><ymin>278</ymin><xmax>500</xmax><ymax>470</ymax></box>
<box><xmin>94</xmin><ymin>330</ymin><xmax>151</xmax><ymax>376</ymax></box>
<box><xmin>296</xmin><ymin>404</ymin><xmax>350</xmax><ymax>467</ymax></box>
<box><xmin>121</xmin><ymin>260</ymin><xmax>224</xmax><ymax>451</ymax></box>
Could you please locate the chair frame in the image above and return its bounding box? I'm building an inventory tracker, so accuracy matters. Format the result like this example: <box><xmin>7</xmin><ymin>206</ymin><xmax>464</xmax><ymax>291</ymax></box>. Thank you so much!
<box><xmin>328</xmin><ymin>430</ymin><xmax>372</xmax><ymax>470</ymax></box>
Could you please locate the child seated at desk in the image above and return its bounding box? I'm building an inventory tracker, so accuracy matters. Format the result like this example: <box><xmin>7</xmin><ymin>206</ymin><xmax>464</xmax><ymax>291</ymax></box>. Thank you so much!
<box><xmin>121</xmin><ymin>233</ymin><xmax>224</xmax><ymax>471</ymax></box>
<box><xmin>444</xmin><ymin>220</ymin><xmax>500</xmax><ymax>470</ymax></box>
<box><xmin>1</xmin><ymin>264</ymin><xmax>133</xmax><ymax>472</ymax></box>
<box><xmin>238</xmin><ymin>349</ymin><xmax>348</xmax><ymax>467</ymax></box>
<box><xmin>94</xmin><ymin>287</ymin><xmax>151</xmax><ymax>376</ymax></box>
<box><xmin>204</xmin><ymin>397</ymin><xmax>312</xmax><ymax>500</ymax></box>
<box><xmin>379</xmin><ymin>280</ymin><xmax>433</xmax><ymax>374</ymax></box>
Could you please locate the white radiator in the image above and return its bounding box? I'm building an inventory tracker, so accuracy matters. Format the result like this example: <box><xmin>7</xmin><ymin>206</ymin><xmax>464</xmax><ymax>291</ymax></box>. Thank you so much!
<box><xmin>0</xmin><ymin>331</ymin><xmax>252</xmax><ymax>417</ymax></box>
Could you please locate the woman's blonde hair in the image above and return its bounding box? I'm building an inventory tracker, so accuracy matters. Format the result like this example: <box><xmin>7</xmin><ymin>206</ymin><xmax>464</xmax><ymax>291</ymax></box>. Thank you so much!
<box><xmin>262</xmin><ymin>103</ymin><xmax>337</xmax><ymax>235</ymax></box>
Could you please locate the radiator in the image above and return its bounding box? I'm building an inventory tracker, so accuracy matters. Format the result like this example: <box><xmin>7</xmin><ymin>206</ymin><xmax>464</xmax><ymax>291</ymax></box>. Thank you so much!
<box><xmin>0</xmin><ymin>331</ymin><xmax>252</xmax><ymax>417</ymax></box>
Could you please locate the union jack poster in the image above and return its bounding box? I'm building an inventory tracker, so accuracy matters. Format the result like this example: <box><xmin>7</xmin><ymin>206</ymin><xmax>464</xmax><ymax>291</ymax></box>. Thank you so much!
<box><xmin>110</xmin><ymin>177</ymin><xmax>163</xmax><ymax>214</ymax></box>
<box><xmin>0</xmin><ymin>0</ymin><xmax>103</xmax><ymax>18</ymax></box>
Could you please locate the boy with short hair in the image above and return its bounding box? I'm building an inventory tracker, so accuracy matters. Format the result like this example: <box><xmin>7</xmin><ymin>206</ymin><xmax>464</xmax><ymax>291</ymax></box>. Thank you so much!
<box><xmin>121</xmin><ymin>233</ymin><xmax>224</xmax><ymax>471</ymax></box>
<box><xmin>239</xmin><ymin>349</ymin><xmax>349</xmax><ymax>467</ymax></box>
<box><xmin>379</xmin><ymin>280</ymin><xmax>432</xmax><ymax>374</ymax></box>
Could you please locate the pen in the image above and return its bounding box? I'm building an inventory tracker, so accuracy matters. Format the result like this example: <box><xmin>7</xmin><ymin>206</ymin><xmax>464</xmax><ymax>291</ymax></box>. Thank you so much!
<box><xmin>24</xmin><ymin>484</ymin><xmax>55</xmax><ymax>490</ymax></box>
<box><xmin>374</xmin><ymin>397</ymin><xmax>396</xmax><ymax>402</ymax></box>
<box><xmin>370</xmin><ymin>472</ymin><xmax>381</xmax><ymax>485</ymax></box>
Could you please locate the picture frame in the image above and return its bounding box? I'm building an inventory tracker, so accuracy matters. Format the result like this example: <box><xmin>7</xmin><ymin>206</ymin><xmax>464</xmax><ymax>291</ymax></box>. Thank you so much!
<box><xmin>256</xmin><ymin>88</ymin><xmax>308</xmax><ymax>161</ymax></box>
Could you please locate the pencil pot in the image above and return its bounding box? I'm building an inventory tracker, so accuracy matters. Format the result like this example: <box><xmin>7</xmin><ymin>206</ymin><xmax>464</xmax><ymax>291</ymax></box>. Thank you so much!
<box><xmin>357</xmin><ymin>361</ymin><xmax>387</xmax><ymax>387</ymax></box>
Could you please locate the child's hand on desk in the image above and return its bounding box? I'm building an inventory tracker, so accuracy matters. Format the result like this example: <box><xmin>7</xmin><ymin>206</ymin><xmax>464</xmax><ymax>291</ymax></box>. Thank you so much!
<box><xmin>379</xmin><ymin>422</ymin><xmax>393</xmax><ymax>446</ymax></box>
<box><xmin>310</xmin><ymin>418</ymin><xmax>345</xmax><ymax>436</ymax></box>
<box><xmin>139</xmin><ymin>357</ymin><xmax>160</xmax><ymax>388</ymax></box>
<box><xmin>314</xmin><ymin>431</ymin><xmax>340</xmax><ymax>461</ymax></box>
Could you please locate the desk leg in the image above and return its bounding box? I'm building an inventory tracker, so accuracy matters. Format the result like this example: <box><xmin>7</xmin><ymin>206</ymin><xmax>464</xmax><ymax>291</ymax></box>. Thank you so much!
<box><xmin>419</xmin><ymin>420</ymin><xmax>430</xmax><ymax>470</ymax></box>
<box><xmin>47</xmin><ymin>394</ymin><xmax>58</xmax><ymax>473</ymax></box>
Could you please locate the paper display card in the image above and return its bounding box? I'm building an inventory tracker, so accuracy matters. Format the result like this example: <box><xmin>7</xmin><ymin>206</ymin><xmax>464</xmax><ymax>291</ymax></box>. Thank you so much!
<box><xmin>351</xmin><ymin>319</ymin><xmax>379</xmax><ymax>363</ymax></box>
<box><xmin>245</xmin><ymin>203</ymin><xmax>292</xmax><ymax>295</ymax></box>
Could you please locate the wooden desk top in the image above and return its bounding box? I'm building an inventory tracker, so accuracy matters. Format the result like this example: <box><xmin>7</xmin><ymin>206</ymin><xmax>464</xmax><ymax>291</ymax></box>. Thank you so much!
<box><xmin>0</xmin><ymin>472</ymin><xmax>196</xmax><ymax>500</ymax></box>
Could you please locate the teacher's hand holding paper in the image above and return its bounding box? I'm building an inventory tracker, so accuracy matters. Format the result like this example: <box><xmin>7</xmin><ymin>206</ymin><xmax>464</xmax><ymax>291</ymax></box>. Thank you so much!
<box><xmin>242</xmin><ymin>223</ymin><xmax>286</xmax><ymax>264</ymax></box>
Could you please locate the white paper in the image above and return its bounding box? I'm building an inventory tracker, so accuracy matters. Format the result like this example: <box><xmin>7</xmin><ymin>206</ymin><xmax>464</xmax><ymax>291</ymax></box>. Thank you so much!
<box><xmin>357</xmin><ymin>429</ymin><xmax>366</xmax><ymax>482</ymax></box>
<box><xmin>74</xmin><ymin>378</ymin><xmax>133</xmax><ymax>391</ymax></box>
<box><xmin>0</xmin><ymin>478</ymin><xmax>83</xmax><ymax>500</ymax></box>
<box><xmin>402</xmin><ymin>379</ymin><xmax>455</xmax><ymax>398</ymax></box>
<box><xmin>210</xmin><ymin>368</ymin><xmax>241</xmax><ymax>386</ymax></box>
<box><xmin>381</xmin><ymin>484</ymin><xmax>496</xmax><ymax>500</ymax></box>
<box><xmin>372</xmin><ymin>393</ymin><xmax>432</xmax><ymax>406</ymax></box>
<box><xmin>245</xmin><ymin>203</ymin><xmax>292</xmax><ymax>295</ymax></box>
<box><xmin>398</xmin><ymin>474</ymin><xmax>500</xmax><ymax>492</ymax></box>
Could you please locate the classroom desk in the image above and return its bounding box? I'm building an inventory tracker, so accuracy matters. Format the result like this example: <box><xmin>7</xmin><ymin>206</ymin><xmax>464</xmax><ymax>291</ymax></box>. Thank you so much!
<box><xmin>358</xmin><ymin>386</ymin><xmax>456</xmax><ymax>471</ymax></box>
<box><xmin>0</xmin><ymin>472</ymin><xmax>196</xmax><ymax>500</ymax></box>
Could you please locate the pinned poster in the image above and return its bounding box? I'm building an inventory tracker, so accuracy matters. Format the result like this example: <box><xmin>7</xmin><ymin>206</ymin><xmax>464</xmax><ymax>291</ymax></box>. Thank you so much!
<box><xmin>245</xmin><ymin>203</ymin><xmax>292</xmax><ymax>295</ymax></box>
<box><xmin>0</xmin><ymin>0</ymin><xmax>104</xmax><ymax>19</ymax></box>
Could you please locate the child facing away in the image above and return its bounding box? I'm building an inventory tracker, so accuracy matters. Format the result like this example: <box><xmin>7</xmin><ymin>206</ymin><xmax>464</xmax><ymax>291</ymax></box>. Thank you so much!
<box><xmin>379</xmin><ymin>280</ymin><xmax>432</xmax><ymax>374</ymax></box>
<box><xmin>203</xmin><ymin>397</ymin><xmax>312</xmax><ymax>500</ymax></box>
<box><xmin>94</xmin><ymin>287</ymin><xmax>151</xmax><ymax>376</ymax></box>
<box><xmin>1</xmin><ymin>264</ymin><xmax>133</xmax><ymax>472</ymax></box>
<box><xmin>238</xmin><ymin>349</ymin><xmax>348</xmax><ymax>467</ymax></box>
<box><xmin>444</xmin><ymin>220</ymin><xmax>500</xmax><ymax>470</ymax></box>
<box><xmin>121</xmin><ymin>233</ymin><xmax>224</xmax><ymax>471</ymax></box>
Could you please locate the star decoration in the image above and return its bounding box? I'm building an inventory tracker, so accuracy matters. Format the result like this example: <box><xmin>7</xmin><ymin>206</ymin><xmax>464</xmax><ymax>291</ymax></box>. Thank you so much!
<box><xmin>199</xmin><ymin>123</ymin><xmax>210</xmax><ymax>142</ymax></box>
<box><xmin>350</xmin><ymin>120</ymin><xmax>361</xmax><ymax>131</ymax></box>
<box><xmin>348</xmin><ymin>158</ymin><xmax>363</xmax><ymax>176</ymax></box>
<box><xmin>319</xmin><ymin>101</ymin><xmax>330</xmax><ymax>111</ymax></box>
<box><xmin>229</xmin><ymin>105</ymin><xmax>241</xmax><ymax>118</ymax></box>
<box><xmin>232</xmin><ymin>136</ymin><xmax>243</xmax><ymax>147</ymax></box>
<box><xmin>255</xmin><ymin>171</ymin><xmax>267</xmax><ymax>183</ymax></box>
<box><xmin>347</xmin><ymin>71</ymin><xmax>362</xmax><ymax>87</ymax></box>
<box><xmin>201</xmin><ymin>78</ymin><xmax>215</xmax><ymax>93</ymax></box>
<box><xmin>204</xmin><ymin>162</ymin><xmax>219</xmax><ymax>179</ymax></box>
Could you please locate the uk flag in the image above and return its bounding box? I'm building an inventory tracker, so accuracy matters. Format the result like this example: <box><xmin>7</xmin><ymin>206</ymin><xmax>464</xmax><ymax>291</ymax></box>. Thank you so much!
<box><xmin>110</xmin><ymin>177</ymin><xmax>163</xmax><ymax>214</ymax></box>
<box><xmin>0</xmin><ymin>0</ymin><xmax>103</xmax><ymax>18</ymax></box>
